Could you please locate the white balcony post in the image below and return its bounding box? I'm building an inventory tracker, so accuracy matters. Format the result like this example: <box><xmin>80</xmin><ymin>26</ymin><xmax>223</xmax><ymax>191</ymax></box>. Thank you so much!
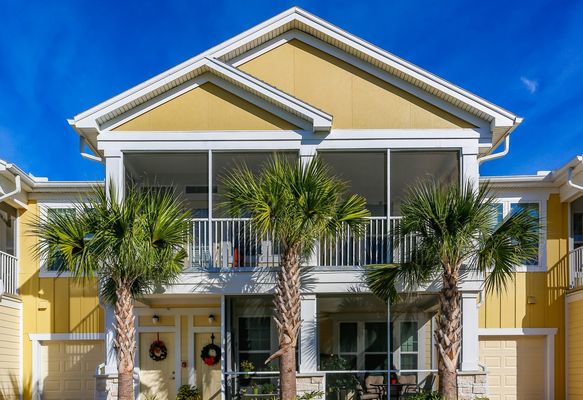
<box><xmin>462</xmin><ymin>149</ymin><xmax>479</xmax><ymax>188</ymax></box>
<box><xmin>103</xmin><ymin>154</ymin><xmax>124</xmax><ymax>376</ymax></box>
<box><xmin>208</xmin><ymin>150</ymin><xmax>213</xmax><ymax>269</ymax></box>
<box><xmin>300</xmin><ymin>146</ymin><xmax>319</xmax><ymax>266</ymax></box>
<box><xmin>460</xmin><ymin>292</ymin><xmax>479</xmax><ymax>371</ymax></box>
<box><xmin>104</xmin><ymin>304</ymin><xmax>118</xmax><ymax>374</ymax></box>
<box><xmin>105</xmin><ymin>154</ymin><xmax>124</xmax><ymax>200</ymax></box>
<box><xmin>299</xmin><ymin>294</ymin><xmax>318</xmax><ymax>373</ymax></box>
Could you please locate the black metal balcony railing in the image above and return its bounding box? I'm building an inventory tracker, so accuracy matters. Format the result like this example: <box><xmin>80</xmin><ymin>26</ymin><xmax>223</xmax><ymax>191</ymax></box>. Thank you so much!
<box><xmin>0</xmin><ymin>250</ymin><xmax>18</xmax><ymax>296</ymax></box>
<box><xmin>189</xmin><ymin>217</ymin><xmax>416</xmax><ymax>270</ymax></box>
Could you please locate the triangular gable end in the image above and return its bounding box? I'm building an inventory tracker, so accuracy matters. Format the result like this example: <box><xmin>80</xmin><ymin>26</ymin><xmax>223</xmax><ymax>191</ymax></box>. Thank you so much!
<box><xmin>114</xmin><ymin>81</ymin><xmax>299</xmax><ymax>131</ymax></box>
<box><xmin>237</xmin><ymin>38</ymin><xmax>474</xmax><ymax>130</ymax></box>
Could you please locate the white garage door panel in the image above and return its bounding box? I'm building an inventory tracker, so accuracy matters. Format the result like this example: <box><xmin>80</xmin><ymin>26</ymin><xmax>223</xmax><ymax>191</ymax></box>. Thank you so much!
<box><xmin>479</xmin><ymin>336</ymin><xmax>545</xmax><ymax>400</ymax></box>
<box><xmin>41</xmin><ymin>341</ymin><xmax>103</xmax><ymax>400</ymax></box>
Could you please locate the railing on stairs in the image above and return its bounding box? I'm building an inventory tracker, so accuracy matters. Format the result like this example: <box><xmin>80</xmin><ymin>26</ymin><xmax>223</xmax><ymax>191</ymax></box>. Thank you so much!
<box><xmin>0</xmin><ymin>250</ymin><xmax>18</xmax><ymax>296</ymax></box>
<box><xmin>570</xmin><ymin>246</ymin><xmax>583</xmax><ymax>289</ymax></box>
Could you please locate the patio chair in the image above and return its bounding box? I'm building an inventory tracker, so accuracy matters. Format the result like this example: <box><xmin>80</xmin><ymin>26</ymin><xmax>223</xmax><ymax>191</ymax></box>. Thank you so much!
<box><xmin>401</xmin><ymin>373</ymin><xmax>436</xmax><ymax>397</ymax></box>
<box><xmin>357</xmin><ymin>374</ymin><xmax>385</xmax><ymax>400</ymax></box>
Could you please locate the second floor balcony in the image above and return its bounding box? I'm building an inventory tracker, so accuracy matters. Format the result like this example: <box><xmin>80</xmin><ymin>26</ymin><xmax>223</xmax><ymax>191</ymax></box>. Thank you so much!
<box><xmin>124</xmin><ymin>150</ymin><xmax>460</xmax><ymax>271</ymax></box>
<box><xmin>188</xmin><ymin>216</ymin><xmax>417</xmax><ymax>270</ymax></box>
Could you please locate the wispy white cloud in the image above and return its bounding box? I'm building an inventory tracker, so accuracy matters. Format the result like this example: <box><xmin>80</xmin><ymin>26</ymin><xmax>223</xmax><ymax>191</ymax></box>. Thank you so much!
<box><xmin>520</xmin><ymin>76</ymin><xmax>539</xmax><ymax>94</ymax></box>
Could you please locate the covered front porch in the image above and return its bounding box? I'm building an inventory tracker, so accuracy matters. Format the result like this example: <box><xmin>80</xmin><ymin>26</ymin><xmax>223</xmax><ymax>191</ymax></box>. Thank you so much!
<box><xmin>96</xmin><ymin>290</ymin><xmax>482</xmax><ymax>400</ymax></box>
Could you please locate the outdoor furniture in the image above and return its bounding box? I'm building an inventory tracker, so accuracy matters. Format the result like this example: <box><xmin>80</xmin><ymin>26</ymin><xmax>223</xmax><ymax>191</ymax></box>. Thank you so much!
<box><xmin>399</xmin><ymin>373</ymin><xmax>436</xmax><ymax>397</ymax></box>
<box><xmin>357</xmin><ymin>374</ymin><xmax>385</xmax><ymax>400</ymax></box>
<box><xmin>396</xmin><ymin>375</ymin><xmax>417</xmax><ymax>397</ymax></box>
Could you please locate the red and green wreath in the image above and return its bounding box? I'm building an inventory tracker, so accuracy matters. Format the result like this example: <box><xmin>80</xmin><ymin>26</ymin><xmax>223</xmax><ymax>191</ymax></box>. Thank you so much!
<box><xmin>149</xmin><ymin>337</ymin><xmax>168</xmax><ymax>362</ymax></box>
<box><xmin>200</xmin><ymin>334</ymin><xmax>221</xmax><ymax>366</ymax></box>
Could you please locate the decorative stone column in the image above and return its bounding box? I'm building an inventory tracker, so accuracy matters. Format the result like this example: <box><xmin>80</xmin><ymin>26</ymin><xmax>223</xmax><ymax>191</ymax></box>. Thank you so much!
<box><xmin>457</xmin><ymin>369</ymin><xmax>488</xmax><ymax>400</ymax></box>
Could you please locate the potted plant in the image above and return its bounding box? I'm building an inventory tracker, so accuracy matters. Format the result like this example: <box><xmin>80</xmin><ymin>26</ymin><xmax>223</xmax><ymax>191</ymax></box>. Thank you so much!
<box><xmin>251</xmin><ymin>382</ymin><xmax>260</xmax><ymax>395</ymax></box>
<box><xmin>321</xmin><ymin>355</ymin><xmax>359</xmax><ymax>400</ymax></box>
<box><xmin>176</xmin><ymin>384</ymin><xmax>201</xmax><ymax>400</ymax></box>
<box><xmin>261</xmin><ymin>383</ymin><xmax>277</xmax><ymax>399</ymax></box>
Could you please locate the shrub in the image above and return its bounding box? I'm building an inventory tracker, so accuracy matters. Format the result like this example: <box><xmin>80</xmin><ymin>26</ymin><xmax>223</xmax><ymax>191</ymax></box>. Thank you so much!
<box><xmin>176</xmin><ymin>385</ymin><xmax>202</xmax><ymax>400</ymax></box>
<box><xmin>297</xmin><ymin>390</ymin><xmax>324</xmax><ymax>400</ymax></box>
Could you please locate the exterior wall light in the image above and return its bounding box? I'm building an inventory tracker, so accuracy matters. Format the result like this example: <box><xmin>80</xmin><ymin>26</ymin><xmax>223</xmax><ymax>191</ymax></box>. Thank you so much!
<box><xmin>208</xmin><ymin>314</ymin><xmax>216</xmax><ymax>324</ymax></box>
<box><xmin>152</xmin><ymin>314</ymin><xmax>160</xmax><ymax>325</ymax></box>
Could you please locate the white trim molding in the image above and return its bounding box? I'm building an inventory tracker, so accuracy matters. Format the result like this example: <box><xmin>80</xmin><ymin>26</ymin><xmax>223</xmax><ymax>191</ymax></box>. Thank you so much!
<box><xmin>478</xmin><ymin>328</ymin><xmax>557</xmax><ymax>400</ymax></box>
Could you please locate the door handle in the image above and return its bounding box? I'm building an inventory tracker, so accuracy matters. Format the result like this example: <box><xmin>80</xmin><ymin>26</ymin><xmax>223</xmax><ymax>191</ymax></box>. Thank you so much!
<box><xmin>172</xmin><ymin>371</ymin><xmax>175</xmax><ymax>380</ymax></box>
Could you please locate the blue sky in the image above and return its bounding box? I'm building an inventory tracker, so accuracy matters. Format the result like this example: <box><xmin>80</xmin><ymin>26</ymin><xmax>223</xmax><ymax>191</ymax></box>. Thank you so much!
<box><xmin>0</xmin><ymin>0</ymin><xmax>582</xmax><ymax>181</ymax></box>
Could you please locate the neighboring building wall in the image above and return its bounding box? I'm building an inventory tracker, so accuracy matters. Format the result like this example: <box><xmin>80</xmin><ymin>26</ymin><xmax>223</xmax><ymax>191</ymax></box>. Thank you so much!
<box><xmin>479</xmin><ymin>193</ymin><xmax>569</xmax><ymax>399</ymax></box>
<box><xmin>18</xmin><ymin>200</ymin><xmax>104</xmax><ymax>400</ymax></box>
<box><xmin>567</xmin><ymin>292</ymin><xmax>583</xmax><ymax>399</ymax></box>
<box><xmin>0</xmin><ymin>298</ymin><xmax>21</xmax><ymax>400</ymax></box>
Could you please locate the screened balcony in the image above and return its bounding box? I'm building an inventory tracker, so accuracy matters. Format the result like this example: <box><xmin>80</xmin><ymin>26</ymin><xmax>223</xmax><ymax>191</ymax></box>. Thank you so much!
<box><xmin>124</xmin><ymin>150</ymin><xmax>459</xmax><ymax>271</ymax></box>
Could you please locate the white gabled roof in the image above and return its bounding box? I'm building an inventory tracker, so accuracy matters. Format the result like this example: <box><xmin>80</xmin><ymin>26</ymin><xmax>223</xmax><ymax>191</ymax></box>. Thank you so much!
<box><xmin>482</xmin><ymin>154</ymin><xmax>583</xmax><ymax>202</ymax></box>
<box><xmin>71</xmin><ymin>7</ymin><xmax>521</xmax><ymax>151</ymax></box>
<box><xmin>72</xmin><ymin>56</ymin><xmax>333</xmax><ymax>135</ymax></box>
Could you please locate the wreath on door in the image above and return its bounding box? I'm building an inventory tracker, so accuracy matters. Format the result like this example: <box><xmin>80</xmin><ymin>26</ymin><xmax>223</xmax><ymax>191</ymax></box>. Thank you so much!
<box><xmin>200</xmin><ymin>333</ymin><xmax>221</xmax><ymax>366</ymax></box>
<box><xmin>149</xmin><ymin>334</ymin><xmax>168</xmax><ymax>361</ymax></box>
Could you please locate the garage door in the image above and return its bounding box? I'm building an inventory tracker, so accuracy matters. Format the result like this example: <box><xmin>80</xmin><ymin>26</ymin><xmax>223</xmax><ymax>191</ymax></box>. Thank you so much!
<box><xmin>479</xmin><ymin>336</ymin><xmax>546</xmax><ymax>400</ymax></box>
<box><xmin>41</xmin><ymin>340</ymin><xmax>103</xmax><ymax>400</ymax></box>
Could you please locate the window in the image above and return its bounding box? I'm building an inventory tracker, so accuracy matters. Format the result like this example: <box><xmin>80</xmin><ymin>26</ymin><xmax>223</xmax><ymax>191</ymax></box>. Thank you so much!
<box><xmin>510</xmin><ymin>202</ymin><xmax>540</xmax><ymax>265</ymax></box>
<box><xmin>238</xmin><ymin>317</ymin><xmax>272</xmax><ymax>370</ymax></box>
<box><xmin>574</xmin><ymin>212</ymin><xmax>583</xmax><ymax>249</ymax></box>
<box><xmin>492</xmin><ymin>200</ymin><xmax>543</xmax><ymax>269</ymax></box>
<box><xmin>399</xmin><ymin>321</ymin><xmax>418</xmax><ymax>370</ymax></box>
<box><xmin>364</xmin><ymin>322</ymin><xmax>388</xmax><ymax>370</ymax></box>
<box><xmin>337</xmin><ymin>321</ymin><xmax>388</xmax><ymax>371</ymax></box>
<box><xmin>45</xmin><ymin>207</ymin><xmax>76</xmax><ymax>271</ymax></box>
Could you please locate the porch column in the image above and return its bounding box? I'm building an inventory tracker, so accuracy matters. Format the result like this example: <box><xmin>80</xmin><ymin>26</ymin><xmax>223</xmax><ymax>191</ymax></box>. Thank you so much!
<box><xmin>461</xmin><ymin>149</ymin><xmax>479</xmax><ymax>188</ymax></box>
<box><xmin>460</xmin><ymin>292</ymin><xmax>479</xmax><ymax>371</ymax></box>
<box><xmin>299</xmin><ymin>146</ymin><xmax>319</xmax><ymax>266</ymax></box>
<box><xmin>104</xmin><ymin>304</ymin><xmax>118</xmax><ymax>374</ymax></box>
<box><xmin>103</xmin><ymin>153</ymin><xmax>124</xmax><ymax>376</ymax></box>
<box><xmin>299</xmin><ymin>294</ymin><xmax>318</xmax><ymax>372</ymax></box>
<box><xmin>104</xmin><ymin>154</ymin><xmax>125</xmax><ymax>198</ymax></box>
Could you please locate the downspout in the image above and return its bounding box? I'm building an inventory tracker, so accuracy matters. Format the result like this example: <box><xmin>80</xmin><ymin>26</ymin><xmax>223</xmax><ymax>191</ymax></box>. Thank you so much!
<box><xmin>68</xmin><ymin>119</ymin><xmax>103</xmax><ymax>163</ymax></box>
<box><xmin>79</xmin><ymin>136</ymin><xmax>103</xmax><ymax>163</ymax></box>
<box><xmin>478</xmin><ymin>135</ymin><xmax>510</xmax><ymax>165</ymax></box>
<box><xmin>0</xmin><ymin>174</ymin><xmax>21</xmax><ymax>202</ymax></box>
<box><xmin>568</xmin><ymin>166</ymin><xmax>583</xmax><ymax>192</ymax></box>
<box><xmin>478</xmin><ymin>117</ymin><xmax>523</xmax><ymax>165</ymax></box>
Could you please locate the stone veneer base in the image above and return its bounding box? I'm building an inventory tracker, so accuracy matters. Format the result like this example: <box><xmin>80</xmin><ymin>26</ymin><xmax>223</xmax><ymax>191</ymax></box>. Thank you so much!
<box><xmin>457</xmin><ymin>370</ymin><xmax>488</xmax><ymax>400</ymax></box>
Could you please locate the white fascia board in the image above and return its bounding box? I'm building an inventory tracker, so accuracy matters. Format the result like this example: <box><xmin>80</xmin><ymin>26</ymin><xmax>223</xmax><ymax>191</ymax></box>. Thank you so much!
<box><xmin>211</xmin><ymin>8</ymin><xmax>520</xmax><ymax>128</ymax></box>
<box><xmin>205</xmin><ymin>58</ymin><xmax>332</xmax><ymax>131</ymax></box>
<box><xmin>71</xmin><ymin>7</ymin><xmax>518</xmax><ymax>135</ymax></box>
<box><xmin>73</xmin><ymin>57</ymin><xmax>331</xmax><ymax>134</ymax></box>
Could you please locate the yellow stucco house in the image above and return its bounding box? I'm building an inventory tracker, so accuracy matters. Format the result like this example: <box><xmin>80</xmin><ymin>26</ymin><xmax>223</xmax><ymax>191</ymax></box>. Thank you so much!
<box><xmin>1</xmin><ymin>7</ymin><xmax>583</xmax><ymax>400</ymax></box>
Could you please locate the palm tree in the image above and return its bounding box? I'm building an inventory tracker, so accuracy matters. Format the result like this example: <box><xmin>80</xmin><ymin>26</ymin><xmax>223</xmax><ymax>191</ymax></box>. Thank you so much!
<box><xmin>32</xmin><ymin>185</ymin><xmax>190</xmax><ymax>400</ymax></box>
<box><xmin>221</xmin><ymin>156</ymin><xmax>370</xmax><ymax>400</ymax></box>
<box><xmin>365</xmin><ymin>180</ymin><xmax>539</xmax><ymax>399</ymax></box>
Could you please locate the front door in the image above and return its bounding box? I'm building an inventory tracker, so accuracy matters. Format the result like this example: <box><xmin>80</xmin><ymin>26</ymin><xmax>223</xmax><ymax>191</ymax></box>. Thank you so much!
<box><xmin>139</xmin><ymin>332</ymin><xmax>177</xmax><ymax>400</ymax></box>
<box><xmin>195</xmin><ymin>332</ymin><xmax>222</xmax><ymax>400</ymax></box>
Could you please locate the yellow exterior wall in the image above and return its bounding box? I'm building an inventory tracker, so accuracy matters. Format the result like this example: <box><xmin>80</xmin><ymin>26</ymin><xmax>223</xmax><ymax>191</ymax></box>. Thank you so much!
<box><xmin>479</xmin><ymin>193</ymin><xmax>569</xmax><ymax>399</ymax></box>
<box><xmin>0</xmin><ymin>302</ymin><xmax>20</xmax><ymax>400</ymax></box>
<box><xmin>115</xmin><ymin>82</ymin><xmax>298</xmax><ymax>131</ymax></box>
<box><xmin>568</xmin><ymin>297</ymin><xmax>583</xmax><ymax>399</ymax></box>
<box><xmin>18</xmin><ymin>201</ymin><xmax>104</xmax><ymax>400</ymax></box>
<box><xmin>239</xmin><ymin>40</ymin><xmax>475</xmax><ymax>130</ymax></box>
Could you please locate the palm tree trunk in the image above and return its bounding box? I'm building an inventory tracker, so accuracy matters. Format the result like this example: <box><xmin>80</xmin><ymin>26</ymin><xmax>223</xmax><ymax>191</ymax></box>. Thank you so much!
<box><xmin>435</xmin><ymin>264</ymin><xmax>461</xmax><ymax>400</ymax></box>
<box><xmin>114</xmin><ymin>283</ymin><xmax>136</xmax><ymax>400</ymax></box>
<box><xmin>266</xmin><ymin>245</ymin><xmax>301</xmax><ymax>400</ymax></box>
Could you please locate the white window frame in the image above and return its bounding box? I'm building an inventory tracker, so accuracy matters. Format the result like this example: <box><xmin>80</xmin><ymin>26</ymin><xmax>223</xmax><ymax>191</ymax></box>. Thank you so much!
<box><xmin>335</xmin><ymin>320</ymin><xmax>390</xmax><ymax>371</ymax></box>
<box><xmin>235</xmin><ymin>315</ymin><xmax>277</xmax><ymax>371</ymax></box>
<box><xmin>39</xmin><ymin>202</ymin><xmax>79</xmax><ymax>278</ymax></box>
<box><xmin>390</xmin><ymin>315</ymin><xmax>426</xmax><ymax>373</ymax></box>
<box><xmin>492</xmin><ymin>196</ymin><xmax>547</xmax><ymax>272</ymax></box>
